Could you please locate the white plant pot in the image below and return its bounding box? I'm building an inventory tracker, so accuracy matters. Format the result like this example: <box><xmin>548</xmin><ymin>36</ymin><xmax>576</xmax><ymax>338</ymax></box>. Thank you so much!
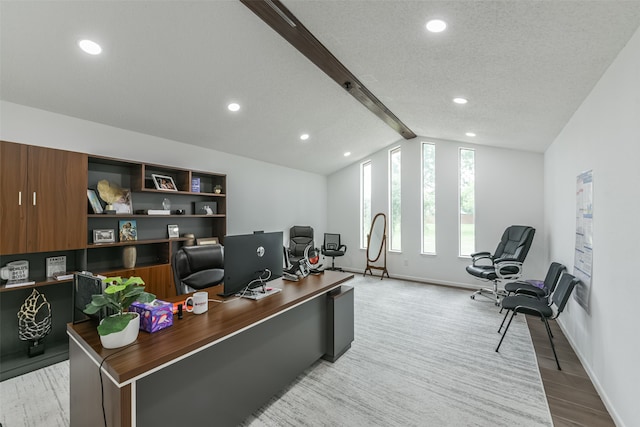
<box><xmin>99</xmin><ymin>312</ymin><xmax>140</xmax><ymax>349</ymax></box>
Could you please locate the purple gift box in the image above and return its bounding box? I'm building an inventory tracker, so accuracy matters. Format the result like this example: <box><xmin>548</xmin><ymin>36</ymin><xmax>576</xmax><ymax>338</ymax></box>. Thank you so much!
<box><xmin>130</xmin><ymin>300</ymin><xmax>173</xmax><ymax>333</ymax></box>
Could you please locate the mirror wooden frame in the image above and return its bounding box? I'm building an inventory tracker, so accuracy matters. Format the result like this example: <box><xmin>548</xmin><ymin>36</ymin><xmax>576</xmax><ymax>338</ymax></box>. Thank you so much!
<box><xmin>364</xmin><ymin>212</ymin><xmax>390</xmax><ymax>280</ymax></box>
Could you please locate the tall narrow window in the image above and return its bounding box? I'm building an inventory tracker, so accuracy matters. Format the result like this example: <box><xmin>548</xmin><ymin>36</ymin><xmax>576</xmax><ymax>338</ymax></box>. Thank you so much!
<box><xmin>361</xmin><ymin>160</ymin><xmax>372</xmax><ymax>248</ymax></box>
<box><xmin>422</xmin><ymin>143</ymin><xmax>436</xmax><ymax>254</ymax></box>
<box><xmin>459</xmin><ymin>148</ymin><xmax>475</xmax><ymax>256</ymax></box>
<box><xmin>389</xmin><ymin>147</ymin><xmax>401</xmax><ymax>251</ymax></box>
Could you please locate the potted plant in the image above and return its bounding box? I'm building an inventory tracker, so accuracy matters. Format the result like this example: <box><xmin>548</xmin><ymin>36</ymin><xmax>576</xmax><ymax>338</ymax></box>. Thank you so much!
<box><xmin>83</xmin><ymin>276</ymin><xmax>156</xmax><ymax>349</ymax></box>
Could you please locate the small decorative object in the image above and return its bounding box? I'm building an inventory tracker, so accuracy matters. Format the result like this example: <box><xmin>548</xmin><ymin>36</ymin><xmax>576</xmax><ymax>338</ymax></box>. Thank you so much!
<box><xmin>168</xmin><ymin>224</ymin><xmax>179</xmax><ymax>238</ymax></box>
<box><xmin>183</xmin><ymin>233</ymin><xmax>195</xmax><ymax>246</ymax></box>
<box><xmin>151</xmin><ymin>174</ymin><xmax>177</xmax><ymax>191</ymax></box>
<box><xmin>162</xmin><ymin>198</ymin><xmax>171</xmax><ymax>211</ymax></box>
<box><xmin>97</xmin><ymin>179</ymin><xmax>125</xmax><ymax>214</ymax></box>
<box><xmin>17</xmin><ymin>289</ymin><xmax>52</xmax><ymax>357</ymax></box>
<box><xmin>87</xmin><ymin>189</ymin><xmax>103</xmax><ymax>214</ymax></box>
<box><xmin>191</xmin><ymin>178</ymin><xmax>201</xmax><ymax>193</ymax></box>
<box><xmin>1</xmin><ymin>260</ymin><xmax>30</xmax><ymax>285</ymax></box>
<box><xmin>197</xmin><ymin>237</ymin><xmax>219</xmax><ymax>245</ymax></box>
<box><xmin>175</xmin><ymin>209</ymin><xmax>186</xmax><ymax>215</ymax></box>
<box><xmin>45</xmin><ymin>256</ymin><xmax>66</xmax><ymax>278</ymax></box>
<box><xmin>214</xmin><ymin>184</ymin><xmax>222</xmax><ymax>194</ymax></box>
<box><xmin>119</xmin><ymin>220</ymin><xmax>138</xmax><ymax>241</ymax></box>
<box><xmin>194</xmin><ymin>201</ymin><xmax>217</xmax><ymax>215</ymax></box>
<box><xmin>93</xmin><ymin>229</ymin><xmax>115</xmax><ymax>244</ymax></box>
<box><xmin>122</xmin><ymin>246</ymin><xmax>137</xmax><ymax>269</ymax></box>
<box><xmin>83</xmin><ymin>276</ymin><xmax>156</xmax><ymax>349</ymax></box>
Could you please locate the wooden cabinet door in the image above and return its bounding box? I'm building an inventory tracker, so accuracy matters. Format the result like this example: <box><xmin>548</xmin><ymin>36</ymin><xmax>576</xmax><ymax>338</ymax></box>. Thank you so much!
<box><xmin>107</xmin><ymin>264</ymin><xmax>176</xmax><ymax>300</ymax></box>
<box><xmin>26</xmin><ymin>146</ymin><xmax>88</xmax><ymax>252</ymax></box>
<box><xmin>0</xmin><ymin>141</ymin><xmax>29</xmax><ymax>254</ymax></box>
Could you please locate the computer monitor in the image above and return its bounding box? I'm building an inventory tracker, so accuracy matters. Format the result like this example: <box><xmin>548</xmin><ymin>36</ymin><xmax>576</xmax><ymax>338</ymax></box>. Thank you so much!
<box><xmin>221</xmin><ymin>231</ymin><xmax>284</xmax><ymax>297</ymax></box>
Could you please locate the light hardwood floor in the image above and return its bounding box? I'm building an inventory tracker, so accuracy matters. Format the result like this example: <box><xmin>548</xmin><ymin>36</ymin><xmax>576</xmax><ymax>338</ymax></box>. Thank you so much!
<box><xmin>526</xmin><ymin>316</ymin><xmax>615</xmax><ymax>427</ymax></box>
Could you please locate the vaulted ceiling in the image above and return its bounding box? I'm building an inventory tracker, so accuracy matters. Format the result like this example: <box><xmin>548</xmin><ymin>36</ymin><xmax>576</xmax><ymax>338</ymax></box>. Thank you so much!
<box><xmin>2</xmin><ymin>1</ymin><xmax>640</xmax><ymax>175</ymax></box>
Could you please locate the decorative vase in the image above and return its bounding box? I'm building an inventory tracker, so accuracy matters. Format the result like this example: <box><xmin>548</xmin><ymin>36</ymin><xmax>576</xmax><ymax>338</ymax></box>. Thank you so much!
<box><xmin>183</xmin><ymin>233</ymin><xmax>195</xmax><ymax>246</ymax></box>
<box><xmin>122</xmin><ymin>246</ymin><xmax>137</xmax><ymax>269</ymax></box>
<box><xmin>99</xmin><ymin>312</ymin><xmax>140</xmax><ymax>349</ymax></box>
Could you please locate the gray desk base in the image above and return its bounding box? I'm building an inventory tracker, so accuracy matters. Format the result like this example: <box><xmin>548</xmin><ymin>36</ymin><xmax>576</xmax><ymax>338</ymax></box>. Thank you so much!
<box><xmin>138</xmin><ymin>295</ymin><xmax>326</xmax><ymax>426</ymax></box>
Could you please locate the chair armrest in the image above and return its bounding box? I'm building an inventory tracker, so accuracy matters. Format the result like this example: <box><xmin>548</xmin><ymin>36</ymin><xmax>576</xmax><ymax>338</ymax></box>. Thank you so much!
<box><xmin>470</xmin><ymin>251</ymin><xmax>492</xmax><ymax>266</ymax></box>
<box><xmin>494</xmin><ymin>259</ymin><xmax>523</xmax><ymax>281</ymax></box>
<box><xmin>339</xmin><ymin>244</ymin><xmax>347</xmax><ymax>252</ymax></box>
<box><xmin>514</xmin><ymin>288</ymin><xmax>541</xmax><ymax>298</ymax></box>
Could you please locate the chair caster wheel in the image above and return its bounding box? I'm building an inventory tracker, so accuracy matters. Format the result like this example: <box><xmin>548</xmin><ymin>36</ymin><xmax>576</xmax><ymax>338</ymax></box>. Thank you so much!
<box><xmin>470</xmin><ymin>295</ymin><xmax>475</xmax><ymax>300</ymax></box>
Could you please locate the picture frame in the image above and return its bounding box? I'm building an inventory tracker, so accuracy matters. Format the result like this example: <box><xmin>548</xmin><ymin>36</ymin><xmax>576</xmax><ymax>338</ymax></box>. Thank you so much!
<box><xmin>87</xmin><ymin>189</ymin><xmax>103</xmax><ymax>214</ymax></box>
<box><xmin>119</xmin><ymin>220</ymin><xmax>138</xmax><ymax>241</ymax></box>
<box><xmin>93</xmin><ymin>229</ymin><xmax>115</xmax><ymax>244</ymax></box>
<box><xmin>197</xmin><ymin>237</ymin><xmax>219</xmax><ymax>246</ymax></box>
<box><xmin>152</xmin><ymin>174</ymin><xmax>178</xmax><ymax>191</ymax></box>
<box><xmin>168</xmin><ymin>224</ymin><xmax>179</xmax><ymax>238</ymax></box>
<box><xmin>112</xmin><ymin>189</ymin><xmax>133</xmax><ymax>214</ymax></box>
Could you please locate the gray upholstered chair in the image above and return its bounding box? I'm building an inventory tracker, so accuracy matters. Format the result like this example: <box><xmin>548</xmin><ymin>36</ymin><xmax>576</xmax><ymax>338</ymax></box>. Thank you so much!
<box><xmin>172</xmin><ymin>244</ymin><xmax>224</xmax><ymax>295</ymax></box>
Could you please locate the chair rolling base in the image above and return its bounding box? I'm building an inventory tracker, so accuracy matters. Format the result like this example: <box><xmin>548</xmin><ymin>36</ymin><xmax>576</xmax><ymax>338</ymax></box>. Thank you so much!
<box><xmin>470</xmin><ymin>281</ymin><xmax>506</xmax><ymax>306</ymax></box>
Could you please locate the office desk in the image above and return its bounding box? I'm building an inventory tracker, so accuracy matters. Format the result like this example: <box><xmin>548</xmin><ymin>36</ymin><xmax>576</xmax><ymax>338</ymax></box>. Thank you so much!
<box><xmin>67</xmin><ymin>270</ymin><xmax>354</xmax><ymax>427</ymax></box>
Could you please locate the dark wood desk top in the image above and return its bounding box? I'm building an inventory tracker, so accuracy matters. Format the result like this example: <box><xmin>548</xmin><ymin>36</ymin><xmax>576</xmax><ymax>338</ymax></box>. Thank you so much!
<box><xmin>67</xmin><ymin>270</ymin><xmax>353</xmax><ymax>384</ymax></box>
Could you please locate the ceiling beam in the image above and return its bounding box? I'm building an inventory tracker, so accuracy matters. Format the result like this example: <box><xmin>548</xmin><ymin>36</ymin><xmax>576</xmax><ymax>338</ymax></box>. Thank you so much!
<box><xmin>240</xmin><ymin>0</ymin><xmax>416</xmax><ymax>140</ymax></box>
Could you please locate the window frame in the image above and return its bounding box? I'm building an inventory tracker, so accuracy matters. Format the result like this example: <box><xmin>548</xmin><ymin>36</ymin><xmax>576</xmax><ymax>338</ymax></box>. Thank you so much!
<box><xmin>421</xmin><ymin>142</ymin><xmax>436</xmax><ymax>255</ymax></box>
<box><xmin>360</xmin><ymin>160</ymin><xmax>372</xmax><ymax>249</ymax></box>
<box><xmin>458</xmin><ymin>147</ymin><xmax>476</xmax><ymax>257</ymax></box>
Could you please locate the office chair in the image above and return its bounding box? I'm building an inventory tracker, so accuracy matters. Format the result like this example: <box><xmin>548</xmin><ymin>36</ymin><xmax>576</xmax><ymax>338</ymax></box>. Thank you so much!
<box><xmin>321</xmin><ymin>233</ymin><xmax>347</xmax><ymax>271</ymax></box>
<box><xmin>503</xmin><ymin>261</ymin><xmax>565</xmax><ymax>299</ymax></box>
<box><xmin>496</xmin><ymin>272</ymin><xmax>580</xmax><ymax>370</ymax></box>
<box><xmin>466</xmin><ymin>225</ymin><xmax>535</xmax><ymax>305</ymax></box>
<box><xmin>172</xmin><ymin>244</ymin><xmax>224</xmax><ymax>295</ymax></box>
<box><xmin>287</xmin><ymin>226</ymin><xmax>316</xmax><ymax>265</ymax></box>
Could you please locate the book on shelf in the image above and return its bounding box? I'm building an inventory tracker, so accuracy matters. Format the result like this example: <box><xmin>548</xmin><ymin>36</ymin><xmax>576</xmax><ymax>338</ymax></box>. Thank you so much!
<box><xmin>53</xmin><ymin>272</ymin><xmax>77</xmax><ymax>281</ymax></box>
<box><xmin>135</xmin><ymin>209</ymin><xmax>171</xmax><ymax>215</ymax></box>
<box><xmin>191</xmin><ymin>177</ymin><xmax>201</xmax><ymax>192</ymax></box>
<box><xmin>46</xmin><ymin>256</ymin><xmax>66</xmax><ymax>278</ymax></box>
<box><xmin>4</xmin><ymin>280</ymin><xmax>36</xmax><ymax>288</ymax></box>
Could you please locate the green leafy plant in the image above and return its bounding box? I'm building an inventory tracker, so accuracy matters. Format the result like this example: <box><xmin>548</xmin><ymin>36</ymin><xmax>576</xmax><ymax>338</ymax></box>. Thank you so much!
<box><xmin>83</xmin><ymin>276</ymin><xmax>156</xmax><ymax>336</ymax></box>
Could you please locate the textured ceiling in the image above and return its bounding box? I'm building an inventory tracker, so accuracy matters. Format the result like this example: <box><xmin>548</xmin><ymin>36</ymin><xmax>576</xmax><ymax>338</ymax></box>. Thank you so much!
<box><xmin>2</xmin><ymin>1</ymin><xmax>640</xmax><ymax>175</ymax></box>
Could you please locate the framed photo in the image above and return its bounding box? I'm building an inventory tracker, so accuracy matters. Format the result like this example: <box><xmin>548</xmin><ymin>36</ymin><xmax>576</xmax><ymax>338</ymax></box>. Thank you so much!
<box><xmin>113</xmin><ymin>189</ymin><xmax>133</xmax><ymax>214</ymax></box>
<box><xmin>197</xmin><ymin>237</ymin><xmax>219</xmax><ymax>246</ymax></box>
<box><xmin>87</xmin><ymin>189</ymin><xmax>103</xmax><ymax>214</ymax></box>
<box><xmin>152</xmin><ymin>174</ymin><xmax>177</xmax><ymax>191</ymax></box>
<box><xmin>119</xmin><ymin>220</ymin><xmax>138</xmax><ymax>241</ymax></box>
<box><xmin>168</xmin><ymin>224</ymin><xmax>179</xmax><ymax>238</ymax></box>
<box><xmin>93</xmin><ymin>229</ymin><xmax>115</xmax><ymax>244</ymax></box>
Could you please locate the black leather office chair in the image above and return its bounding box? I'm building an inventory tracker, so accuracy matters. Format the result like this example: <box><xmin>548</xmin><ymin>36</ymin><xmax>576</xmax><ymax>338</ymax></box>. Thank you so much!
<box><xmin>503</xmin><ymin>261</ymin><xmax>565</xmax><ymax>299</ymax></box>
<box><xmin>321</xmin><ymin>233</ymin><xmax>347</xmax><ymax>271</ymax></box>
<box><xmin>466</xmin><ymin>225</ymin><xmax>535</xmax><ymax>305</ymax></box>
<box><xmin>287</xmin><ymin>226</ymin><xmax>315</xmax><ymax>265</ymax></box>
<box><xmin>172</xmin><ymin>244</ymin><xmax>224</xmax><ymax>295</ymax></box>
<box><xmin>496</xmin><ymin>273</ymin><xmax>580</xmax><ymax>370</ymax></box>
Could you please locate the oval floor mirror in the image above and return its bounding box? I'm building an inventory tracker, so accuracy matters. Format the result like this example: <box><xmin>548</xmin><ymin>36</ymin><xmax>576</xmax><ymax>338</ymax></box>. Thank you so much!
<box><xmin>364</xmin><ymin>212</ymin><xmax>390</xmax><ymax>280</ymax></box>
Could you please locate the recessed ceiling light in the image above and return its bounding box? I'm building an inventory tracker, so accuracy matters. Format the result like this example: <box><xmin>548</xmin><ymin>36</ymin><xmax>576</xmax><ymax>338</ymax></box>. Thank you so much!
<box><xmin>300</xmin><ymin>134</ymin><xmax>310</xmax><ymax>141</ymax></box>
<box><xmin>453</xmin><ymin>97</ymin><xmax>468</xmax><ymax>104</ymax></box>
<box><xmin>466</xmin><ymin>132</ymin><xmax>476</xmax><ymax>137</ymax></box>
<box><xmin>344</xmin><ymin>152</ymin><xmax>351</xmax><ymax>157</ymax></box>
<box><xmin>426</xmin><ymin>19</ymin><xmax>447</xmax><ymax>33</ymax></box>
<box><xmin>227</xmin><ymin>103</ymin><xmax>240</xmax><ymax>112</ymax></box>
<box><xmin>78</xmin><ymin>39</ymin><xmax>102</xmax><ymax>55</ymax></box>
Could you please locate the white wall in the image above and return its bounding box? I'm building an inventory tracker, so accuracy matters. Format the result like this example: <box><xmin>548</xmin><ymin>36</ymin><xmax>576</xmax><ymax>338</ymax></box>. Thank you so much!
<box><xmin>328</xmin><ymin>137</ymin><xmax>545</xmax><ymax>287</ymax></box>
<box><xmin>0</xmin><ymin>101</ymin><xmax>327</xmax><ymax>243</ymax></box>
<box><xmin>544</xmin><ymin>26</ymin><xmax>640</xmax><ymax>427</ymax></box>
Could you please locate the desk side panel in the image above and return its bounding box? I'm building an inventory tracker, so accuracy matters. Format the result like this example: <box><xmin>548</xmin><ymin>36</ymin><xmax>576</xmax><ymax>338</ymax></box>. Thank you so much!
<box><xmin>136</xmin><ymin>295</ymin><xmax>326</xmax><ymax>426</ymax></box>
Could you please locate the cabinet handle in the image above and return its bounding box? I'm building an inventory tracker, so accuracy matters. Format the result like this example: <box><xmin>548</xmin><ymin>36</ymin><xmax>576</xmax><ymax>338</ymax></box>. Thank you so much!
<box><xmin>33</xmin><ymin>192</ymin><xmax>36</xmax><ymax>206</ymax></box>
<box><xmin>18</xmin><ymin>191</ymin><xmax>22</xmax><ymax>206</ymax></box>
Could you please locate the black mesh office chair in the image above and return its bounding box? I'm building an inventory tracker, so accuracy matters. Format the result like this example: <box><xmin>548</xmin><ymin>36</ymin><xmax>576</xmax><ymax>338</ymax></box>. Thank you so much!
<box><xmin>321</xmin><ymin>233</ymin><xmax>347</xmax><ymax>271</ymax></box>
<box><xmin>287</xmin><ymin>226</ymin><xmax>315</xmax><ymax>265</ymax></box>
<box><xmin>172</xmin><ymin>244</ymin><xmax>224</xmax><ymax>295</ymax></box>
<box><xmin>496</xmin><ymin>272</ymin><xmax>580</xmax><ymax>370</ymax></box>
<box><xmin>466</xmin><ymin>225</ymin><xmax>535</xmax><ymax>305</ymax></box>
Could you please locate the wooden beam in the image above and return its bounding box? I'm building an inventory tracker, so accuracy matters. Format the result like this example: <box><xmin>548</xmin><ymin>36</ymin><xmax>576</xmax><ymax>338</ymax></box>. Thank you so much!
<box><xmin>240</xmin><ymin>0</ymin><xmax>416</xmax><ymax>140</ymax></box>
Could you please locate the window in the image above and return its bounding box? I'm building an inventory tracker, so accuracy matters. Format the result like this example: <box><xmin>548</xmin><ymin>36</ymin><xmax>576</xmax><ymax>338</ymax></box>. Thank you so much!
<box><xmin>389</xmin><ymin>147</ymin><xmax>401</xmax><ymax>251</ymax></box>
<box><xmin>459</xmin><ymin>148</ymin><xmax>475</xmax><ymax>256</ymax></box>
<box><xmin>361</xmin><ymin>160</ymin><xmax>372</xmax><ymax>248</ymax></box>
<box><xmin>421</xmin><ymin>143</ymin><xmax>436</xmax><ymax>253</ymax></box>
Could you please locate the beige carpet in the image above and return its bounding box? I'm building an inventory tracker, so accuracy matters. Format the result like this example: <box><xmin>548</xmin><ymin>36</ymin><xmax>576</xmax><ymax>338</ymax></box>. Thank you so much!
<box><xmin>0</xmin><ymin>275</ymin><xmax>551</xmax><ymax>427</ymax></box>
